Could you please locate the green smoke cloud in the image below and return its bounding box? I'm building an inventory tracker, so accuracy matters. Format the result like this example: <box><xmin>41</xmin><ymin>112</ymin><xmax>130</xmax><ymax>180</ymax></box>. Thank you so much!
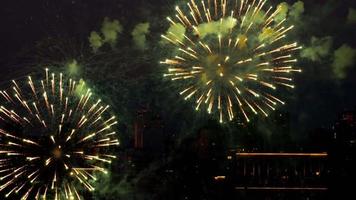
<box><xmin>273</xmin><ymin>1</ymin><xmax>304</xmax><ymax>23</ymax></box>
<box><xmin>89</xmin><ymin>31</ymin><xmax>104</xmax><ymax>52</ymax></box>
<box><xmin>162</xmin><ymin>23</ymin><xmax>186</xmax><ymax>44</ymax></box>
<box><xmin>88</xmin><ymin>17</ymin><xmax>123</xmax><ymax>51</ymax></box>
<box><xmin>74</xmin><ymin>79</ymin><xmax>89</xmax><ymax>97</ymax></box>
<box><xmin>196</xmin><ymin>17</ymin><xmax>237</xmax><ymax>39</ymax></box>
<box><xmin>347</xmin><ymin>8</ymin><xmax>356</xmax><ymax>24</ymax></box>
<box><xmin>249</xmin><ymin>10</ymin><xmax>266</xmax><ymax>25</ymax></box>
<box><xmin>289</xmin><ymin>1</ymin><xmax>304</xmax><ymax>21</ymax></box>
<box><xmin>274</xmin><ymin>2</ymin><xmax>289</xmax><ymax>22</ymax></box>
<box><xmin>301</xmin><ymin>36</ymin><xmax>333</xmax><ymax>62</ymax></box>
<box><xmin>101</xmin><ymin>17</ymin><xmax>123</xmax><ymax>46</ymax></box>
<box><xmin>332</xmin><ymin>44</ymin><xmax>356</xmax><ymax>79</ymax></box>
<box><xmin>259</xmin><ymin>27</ymin><xmax>276</xmax><ymax>42</ymax></box>
<box><xmin>132</xmin><ymin>22</ymin><xmax>150</xmax><ymax>50</ymax></box>
<box><xmin>93</xmin><ymin>172</ymin><xmax>135</xmax><ymax>199</ymax></box>
<box><xmin>67</xmin><ymin>59</ymin><xmax>80</xmax><ymax>76</ymax></box>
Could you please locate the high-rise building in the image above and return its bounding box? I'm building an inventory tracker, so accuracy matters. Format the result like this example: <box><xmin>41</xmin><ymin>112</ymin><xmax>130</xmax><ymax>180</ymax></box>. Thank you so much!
<box><xmin>133</xmin><ymin>108</ymin><xmax>146</xmax><ymax>149</ymax></box>
<box><xmin>133</xmin><ymin>105</ymin><xmax>165</xmax><ymax>156</ymax></box>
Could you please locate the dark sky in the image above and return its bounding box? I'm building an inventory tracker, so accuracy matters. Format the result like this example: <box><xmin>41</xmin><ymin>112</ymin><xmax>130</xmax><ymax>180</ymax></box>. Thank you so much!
<box><xmin>0</xmin><ymin>0</ymin><xmax>355</xmax><ymax>141</ymax></box>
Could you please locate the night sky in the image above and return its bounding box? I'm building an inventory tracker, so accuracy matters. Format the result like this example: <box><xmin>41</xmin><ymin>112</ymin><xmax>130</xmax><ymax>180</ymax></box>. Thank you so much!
<box><xmin>0</xmin><ymin>0</ymin><xmax>356</xmax><ymax>199</ymax></box>
<box><xmin>1</xmin><ymin>0</ymin><xmax>355</xmax><ymax>138</ymax></box>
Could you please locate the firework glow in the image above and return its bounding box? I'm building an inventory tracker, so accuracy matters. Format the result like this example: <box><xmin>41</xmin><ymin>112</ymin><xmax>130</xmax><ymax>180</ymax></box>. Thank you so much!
<box><xmin>0</xmin><ymin>69</ymin><xmax>119</xmax><ymax>199</ymax></box>
<box><xmin>161</xmin><ymin>0</ymin><xmax>302</xmax><ymax>123</ymax></box>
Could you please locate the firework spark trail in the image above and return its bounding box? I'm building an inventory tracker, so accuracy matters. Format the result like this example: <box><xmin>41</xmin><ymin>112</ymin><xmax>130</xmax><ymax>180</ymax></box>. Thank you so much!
<box><xmin>0</xmin><ymin>69</ymin><xmax>119</xmax><ymax>199</ymax></box>
<box><xmin>161</xmin><ymin>0</ymin><xmax>302</xmax><ymax>123</ymax></box>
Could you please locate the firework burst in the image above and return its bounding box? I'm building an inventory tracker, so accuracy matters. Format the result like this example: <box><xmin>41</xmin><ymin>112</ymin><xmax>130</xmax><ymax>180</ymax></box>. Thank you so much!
<box><xmin>161</xmin><ymin>0</ymin><xmax>302</xmax><ymax>123</ymax></box>
<box><xmin>0</xmin><ymin>69</ymin><xmax>119</xmax><ymax>199</ymax></box>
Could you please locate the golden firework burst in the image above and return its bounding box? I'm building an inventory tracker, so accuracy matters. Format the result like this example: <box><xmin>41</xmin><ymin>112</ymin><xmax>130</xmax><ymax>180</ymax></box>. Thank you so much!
<box><xmin>0</xmin><ymin>69</ymin><xmax>119</xmax><ymax>199</ymax></box>
<box><xmin>161</xmin><ymin>0</ymin><xmax>302</xmax><ymax>123</ymax></box>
